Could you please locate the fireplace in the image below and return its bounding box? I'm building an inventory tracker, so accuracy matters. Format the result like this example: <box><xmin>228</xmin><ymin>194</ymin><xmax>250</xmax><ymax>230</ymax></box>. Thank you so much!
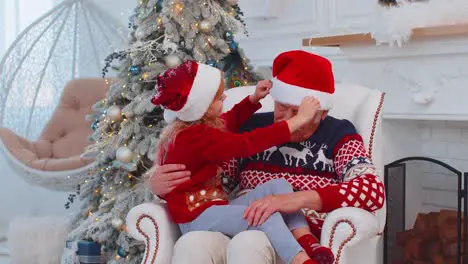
<box><xmin>237</xmin><ymin>22</ymin><xmax>468</xmax><ymax>264</ymax></box>
<box><xmin>384</xmin><ymin>157</ymin><xmax>468</xmax><ymax>264</ymax></box>
<box><xmin>292</xmin><ymin>25</ymin><xmax>468</xmax><ymax>264</ymax></box>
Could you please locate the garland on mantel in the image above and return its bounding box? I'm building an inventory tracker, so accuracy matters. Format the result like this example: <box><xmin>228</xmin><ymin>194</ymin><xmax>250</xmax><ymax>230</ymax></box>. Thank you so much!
<box><xmin>378</xmin><ymin>0</ymin><xmax>398</xmax><ymax>7</ymax></box>
<box><xmin>370</xmin><ymin>0</ymin><xmax>468</xmax><ymax>46</ymax></box>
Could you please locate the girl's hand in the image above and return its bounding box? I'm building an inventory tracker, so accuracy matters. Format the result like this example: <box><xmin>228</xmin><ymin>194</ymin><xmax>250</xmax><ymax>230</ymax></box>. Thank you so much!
<box><xmin>297</xmin><ymin>96</ymin><xmax>321</xmax><ymax>121</ymax></box>
<box><xmin>250</xmin><ymin>80</ymin><xmax>272</xmax><ymax>103</ymax></box>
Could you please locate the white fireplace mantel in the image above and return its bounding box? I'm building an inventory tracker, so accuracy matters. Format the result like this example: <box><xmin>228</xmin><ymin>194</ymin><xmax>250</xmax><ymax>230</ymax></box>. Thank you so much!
<box><xmin>303</xmin><ymin>24</ymin><xmax>468</xmax><ymax>121</ymax></box>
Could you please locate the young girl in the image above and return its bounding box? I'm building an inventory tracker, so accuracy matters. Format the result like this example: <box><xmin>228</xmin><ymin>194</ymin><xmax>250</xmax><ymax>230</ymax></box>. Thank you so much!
<box><xmin>151</xmin><ymin>60</ymin><xmax>333</xmax><ymax>264</ymax></box>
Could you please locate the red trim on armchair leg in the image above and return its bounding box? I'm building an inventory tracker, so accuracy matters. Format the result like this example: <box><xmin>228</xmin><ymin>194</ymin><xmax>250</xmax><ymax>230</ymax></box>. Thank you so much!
<box><xmin>328</xmin><ymin>219</ymin><xmax>356</xmax><ymax>264</ymax></box>
<box><xmin>136</xmin><ymin>214</ymin><xmax>160</xmax><ymax>264</ymax></box>
<box><xmin>368</xmin><ymin>92</ymin><xmax>385</xmax><ymax>161</ymax></box>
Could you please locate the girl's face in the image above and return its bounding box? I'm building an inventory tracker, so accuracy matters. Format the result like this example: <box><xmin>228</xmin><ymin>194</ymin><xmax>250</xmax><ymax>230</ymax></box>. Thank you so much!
<box><xmin>205</xmin><ymin>82</ymin><xmax>226</xmax><ymax>119</ymax></box>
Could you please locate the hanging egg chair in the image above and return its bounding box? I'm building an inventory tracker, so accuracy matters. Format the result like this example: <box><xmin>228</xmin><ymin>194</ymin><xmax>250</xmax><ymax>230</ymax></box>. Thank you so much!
<box><xmin>0</xmin><ymin>0</ymin><xmax>126</xmax><ymax>192</ymax></box>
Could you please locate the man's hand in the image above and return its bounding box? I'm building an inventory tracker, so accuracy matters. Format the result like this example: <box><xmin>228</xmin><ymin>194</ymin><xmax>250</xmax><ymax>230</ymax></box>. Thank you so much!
<box><xmin>243</xmin><ymin>193</ymin><xmax>302</xmax><ymax>226</ymax></box>
<box><xmin>250</xmin><ymin>80</ymin><xmax>272</xmax><ymax>104</ymax></box>
<box><xmin>149</xmin><ymin>164</ymin><xmax>191</xmax><ymax>196</ymax></box>
<box><xmin>242</xmin><ymin>190</ymin><xmax>323</xmax><ymax>226</ymax></box>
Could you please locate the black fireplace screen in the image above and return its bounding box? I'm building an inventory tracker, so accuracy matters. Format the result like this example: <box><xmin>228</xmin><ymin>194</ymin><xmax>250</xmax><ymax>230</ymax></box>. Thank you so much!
<box><xmin>384</xmin><ymin>157</ymin><xmax>468</xmax><ymax>264</ymax></box>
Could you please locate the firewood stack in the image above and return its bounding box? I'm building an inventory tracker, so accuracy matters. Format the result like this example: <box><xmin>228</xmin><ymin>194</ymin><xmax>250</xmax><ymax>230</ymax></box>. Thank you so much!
<box><xmin>394</xmin><ymin>210</ymin><xmax>465</xmax><ymax>264</ymax></box>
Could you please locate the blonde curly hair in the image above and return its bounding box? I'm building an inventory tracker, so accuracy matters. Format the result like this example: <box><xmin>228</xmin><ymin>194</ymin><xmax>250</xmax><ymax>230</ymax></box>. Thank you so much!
<box><xmin>156</xmin><ymin>84</ymin><xmax>226</xmax><ymax>165</ymax></box>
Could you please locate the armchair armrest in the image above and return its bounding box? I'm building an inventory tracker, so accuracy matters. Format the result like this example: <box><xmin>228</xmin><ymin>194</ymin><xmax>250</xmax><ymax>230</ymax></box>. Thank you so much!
<box><xmin>321</xmin><ymin>207</ymin><xmax>379</xmax><ymax>264</ymax></box>
<box><xmin>126</xmin><ymin>202</ymin><xmax>181</xmax><ymax>264</ymax></box>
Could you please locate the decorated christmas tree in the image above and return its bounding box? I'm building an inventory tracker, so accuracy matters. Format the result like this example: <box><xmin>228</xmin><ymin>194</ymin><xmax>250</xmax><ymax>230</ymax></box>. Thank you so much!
<box><xmin>67</xmin><ymin>0</ymin><xmax>261</xmax><ymax>263</ymax></box>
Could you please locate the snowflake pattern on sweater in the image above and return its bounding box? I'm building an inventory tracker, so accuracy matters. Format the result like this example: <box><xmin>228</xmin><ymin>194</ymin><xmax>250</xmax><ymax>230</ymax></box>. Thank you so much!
<box><xmin>220</xmin><ymin>112</ymin><xmax>385</xmax><ymax>236</ymax></box>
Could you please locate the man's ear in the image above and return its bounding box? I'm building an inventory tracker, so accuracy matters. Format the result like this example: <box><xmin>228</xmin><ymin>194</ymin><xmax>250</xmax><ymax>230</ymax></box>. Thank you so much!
<box><xmin>321</xmin><ymin>110</ymin><xmax>329</xmax><ymax>120</ymax></box>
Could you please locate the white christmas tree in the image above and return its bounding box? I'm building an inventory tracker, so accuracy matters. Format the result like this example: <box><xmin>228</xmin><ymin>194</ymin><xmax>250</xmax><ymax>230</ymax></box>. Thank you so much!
<box><xmin>68</xmin><ymin>0</ymin><xmax>261</xmax><ymax>262</ymax></box>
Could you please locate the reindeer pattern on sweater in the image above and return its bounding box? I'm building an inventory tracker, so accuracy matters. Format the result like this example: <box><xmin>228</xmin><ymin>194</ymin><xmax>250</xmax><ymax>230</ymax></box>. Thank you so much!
<box><xmin>221</xmin><ymin>112</ymin><xmax>385</xmax><ymax>220</ymax></box>
<box><xmin>249</xmin><ymin>141</ymin><xmax>334</xmax><ymax>172</ymax></box>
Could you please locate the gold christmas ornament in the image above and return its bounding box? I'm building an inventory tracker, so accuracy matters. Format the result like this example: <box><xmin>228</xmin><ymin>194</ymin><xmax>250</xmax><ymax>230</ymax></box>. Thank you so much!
<box><xmin>106</xmin><ymin>105</ymin><xmax>122</xmax><ymax>121</ymax></box>
<box><xmin>199</xmin><ymin>19</ymin><xmax>212</xmax><ymax>33</ymax></box>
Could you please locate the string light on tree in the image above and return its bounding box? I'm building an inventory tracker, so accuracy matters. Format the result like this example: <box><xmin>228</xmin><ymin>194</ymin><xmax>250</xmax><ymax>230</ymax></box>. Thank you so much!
<box><xmin>174</xmin><ymin>2</ymin><xmax>184</xmax><ymax>15</ymax></box>
<box><xmin>83</xmin><ymin>206</ymin><xmax>94</xmax><ymax>217</ymax></box>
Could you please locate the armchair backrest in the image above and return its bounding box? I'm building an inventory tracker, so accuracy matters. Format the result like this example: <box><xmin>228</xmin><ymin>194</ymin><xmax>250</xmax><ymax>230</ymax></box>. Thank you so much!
<box><xmin>224</xmin><ymin>84</ymin><xmax>386</xmax><ymax>233</ymax></box>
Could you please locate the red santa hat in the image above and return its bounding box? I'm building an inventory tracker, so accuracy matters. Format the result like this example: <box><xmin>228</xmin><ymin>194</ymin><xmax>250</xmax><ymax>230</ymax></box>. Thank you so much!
<box><xmin>271</xmin><ymin>50</ymin><xmax>335</xmax><ymax>110</ymax></box>
<box><xmin>151</xmin><ymin>60</ymin><xmax>222</xmax><ymax>122</ymax></box>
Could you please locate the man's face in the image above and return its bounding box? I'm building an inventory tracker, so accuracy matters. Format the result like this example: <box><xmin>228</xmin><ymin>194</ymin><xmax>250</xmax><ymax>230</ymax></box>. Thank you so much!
<box><xmin>273</xmin><ymin>101</ymin><xmax>328</xmax><ymax>142</ymax></box>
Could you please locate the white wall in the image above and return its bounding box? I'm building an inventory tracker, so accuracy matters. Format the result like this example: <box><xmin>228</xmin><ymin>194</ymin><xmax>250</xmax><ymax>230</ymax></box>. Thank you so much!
<box><xmin>0</xmin><ymin>0</ymin><xmax>5</xmax><ymax>55</ymax></box>
<box><xmin>237</xmin><ymin>0</ymin><xmax>379</xmax><ymax>67</ymax></box>
<box><xmin>419</xmin><ymin>121</ymin><xmax>468</xmax><ymax>172</ymax></box>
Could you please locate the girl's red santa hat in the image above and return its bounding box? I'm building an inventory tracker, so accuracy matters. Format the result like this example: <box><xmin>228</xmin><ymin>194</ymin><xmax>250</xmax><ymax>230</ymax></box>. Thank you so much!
<box><xmin>151</xmin><ymin>60</ymin><xmax>222</xmax><ymax>122</ymax></box>
<box><xmin>271</xmin><ymin>50</ymin><xmax>335</xmax><ymax>110</ymax></box>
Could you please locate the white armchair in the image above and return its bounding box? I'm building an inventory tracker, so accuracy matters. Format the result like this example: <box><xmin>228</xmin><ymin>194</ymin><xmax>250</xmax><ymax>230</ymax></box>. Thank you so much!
<box><xmin>126</xmin><ymin>83</ymin><xmax>386</xmax><ymax>264</ymax></box>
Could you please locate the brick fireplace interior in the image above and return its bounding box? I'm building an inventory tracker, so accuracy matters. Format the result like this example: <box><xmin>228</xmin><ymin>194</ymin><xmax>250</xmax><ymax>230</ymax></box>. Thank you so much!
<box><xmin>383</xmin><ymin>119</ymin><xmax>468</xmax><ymax>264</ymax></box>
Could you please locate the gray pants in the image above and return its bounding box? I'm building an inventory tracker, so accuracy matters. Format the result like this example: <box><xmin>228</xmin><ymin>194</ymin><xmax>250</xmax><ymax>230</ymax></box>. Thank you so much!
<box><xmin>179</xmin><ymin>179</ymin><xmax>307</xmax><ymax>264</ymax></box>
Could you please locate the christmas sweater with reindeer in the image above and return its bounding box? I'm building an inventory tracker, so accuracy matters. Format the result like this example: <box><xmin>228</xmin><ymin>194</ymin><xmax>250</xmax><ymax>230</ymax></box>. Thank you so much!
<box><xmin>221</xmin><ymin>112</ymin><xmax>385</xmax><ymax>226</ymax></box>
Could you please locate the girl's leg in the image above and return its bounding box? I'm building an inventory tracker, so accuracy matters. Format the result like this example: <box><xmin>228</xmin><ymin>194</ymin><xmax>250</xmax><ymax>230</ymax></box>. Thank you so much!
<box><xmin>180</xmin><ymin>205</ymin><xmax>309</xmax><ymax>264</ymax></box>
<box><xmin>228</xmin><ymin>178</ymin><xmax>334</xmax><ymax>264</ymax></box>
<box><xmin>230</xmin><ymin>178</ymin><xmax>308</xmax><ymax>231</ymax></box>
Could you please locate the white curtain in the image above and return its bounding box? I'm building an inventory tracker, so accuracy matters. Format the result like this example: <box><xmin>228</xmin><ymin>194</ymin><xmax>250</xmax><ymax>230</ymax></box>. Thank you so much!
<box><xmin>0</xmin><ymin>0</ymin><xmax>56</xmax><ymax>59</ymax></box>
<box><xmin>0</xmin><ymin>0</ymin><xmax>61</xmax><ymax>139</ymax></box>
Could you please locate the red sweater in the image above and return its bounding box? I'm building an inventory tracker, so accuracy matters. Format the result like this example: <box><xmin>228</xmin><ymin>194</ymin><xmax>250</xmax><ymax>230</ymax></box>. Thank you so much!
<box><xmin>162</xmin><ymin>97</ymin><xmax>291</xmax><ymax>223</ymax></box>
